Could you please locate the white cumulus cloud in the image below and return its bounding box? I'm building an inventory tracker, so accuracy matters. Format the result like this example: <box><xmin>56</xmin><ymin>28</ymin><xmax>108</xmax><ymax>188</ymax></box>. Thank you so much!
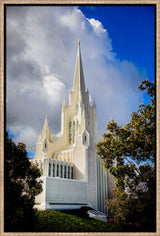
<box><xmin>89</xmin><ymin>18</ymin><xmax>106</xmax><ymax>33</ymax></box>
<box><xmin>6</xmin><ymin>6</ymin><xmax>147</xmax><ymax>153</ymax></box>
<box><xmin>43</xmin><ymin>74</ymin><xmax>65</xmax><ymax>104</ymax></box>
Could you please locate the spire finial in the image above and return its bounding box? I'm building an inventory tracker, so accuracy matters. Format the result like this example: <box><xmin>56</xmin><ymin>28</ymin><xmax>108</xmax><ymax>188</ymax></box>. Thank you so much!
<box><xmin>78</xmin><ymin>39</ymin><xmax>80</xmax><ymax>45</ymax></box>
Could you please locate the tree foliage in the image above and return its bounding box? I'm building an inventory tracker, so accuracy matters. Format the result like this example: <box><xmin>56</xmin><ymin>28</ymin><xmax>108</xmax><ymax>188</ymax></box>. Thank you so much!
<box><xmin>4</xmin><ymin>132</ymin><xmax>42</xmax><ymax>231</ymax></box>
<box><xmin>97</xmin><ymin>80</ymin><xmax>156</xmax><ymax>230</ymax></box>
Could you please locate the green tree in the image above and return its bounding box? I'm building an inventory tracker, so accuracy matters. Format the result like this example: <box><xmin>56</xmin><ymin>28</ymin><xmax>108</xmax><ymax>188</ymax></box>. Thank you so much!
<box><xmin>4</xmin><ymin>132</ymin><xmax>42</xmax><ymax>231</ymax></box>
<box><xmin>97</xmin><ymin>80</ymin><xmax>155</xmax><ymax>231</ymax></box>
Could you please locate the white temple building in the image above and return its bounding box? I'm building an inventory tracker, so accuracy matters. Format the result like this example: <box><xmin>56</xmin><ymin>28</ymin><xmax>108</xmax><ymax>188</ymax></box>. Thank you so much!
<box><xmin>32</xmin><ymin>41</ymin><xmax>114</xmax><ymax>212</ymax></box>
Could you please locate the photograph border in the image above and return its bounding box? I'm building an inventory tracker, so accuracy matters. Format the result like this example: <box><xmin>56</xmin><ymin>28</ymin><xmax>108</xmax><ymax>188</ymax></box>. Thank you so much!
<box><xmin>0</xmin><ymin>1</ymin><xmax>159</xmax><ymax>235</ymax></box>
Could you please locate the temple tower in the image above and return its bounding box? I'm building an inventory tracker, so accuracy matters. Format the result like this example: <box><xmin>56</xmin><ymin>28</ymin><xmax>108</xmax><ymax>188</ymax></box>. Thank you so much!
<box><xmin>32</xmin><ymin>41</ymin><xmax>114</xmax><ymax>212</ymax></box>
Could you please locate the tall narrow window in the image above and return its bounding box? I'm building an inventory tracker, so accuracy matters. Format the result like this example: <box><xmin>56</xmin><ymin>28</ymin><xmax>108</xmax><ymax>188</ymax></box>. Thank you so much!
<box><xmin>52</xmin><ymin>163</ymin><xmax>55</xmax><ymax>177</ymax></box>
<box><xmin>60</xmin><ymin>164</ymin><xmax>63</xmax><ymax>178</ymax></box>
<box><xmin>43</xmin><ymin>139</ymin><xmax>48</xmax><ymax>153</ymax></box>
<box><xmin>41</xmin><ymin>163</ymin><xmax>43</xmax><ymax>176</ymax></box>
<box><xmin>48</xmin><ymin>163</ymin><xmax>51</xmax><ymax>176</ymax></box>
<box><xmin>73</xmin><ymin>121</ymin><xmax>75</xmax><ymax>142</ymax></box>
<box><xmin>76</xmin><ymin>104</ymin><xmax>79</xmax><ymax>113</ymax></box>
<box><xmin>68</xmin><ymin>166</ymin><xmax>70</xmax><ymax>179</ymax></box>
<box><xmin>71</xmin><ymin>166</ymin><xmax>73</xmax><ymax>179</ymax></box>
<box><xmin>57</xmin><ymin>164</ymin><xmax>59</xmax><ymax>177</ymax></box>
<box><xmin>76</xmin><ymin>120</ymin><xmax>79</xmax><ymax>132</ymax></box>
<box><xmin>69</xmin><ymin>121</ymin><xmax>72</xmax><ymax>144</ymax></box>
<box><xmin>64</xmin><ymin>165</ymin><xmax>66</xmax><ymax>178</ymax></box>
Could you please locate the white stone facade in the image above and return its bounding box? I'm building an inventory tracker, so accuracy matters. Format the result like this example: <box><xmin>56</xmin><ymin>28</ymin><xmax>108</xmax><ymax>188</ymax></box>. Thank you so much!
<box><xmin>32</xmin><ymin>42</ymin><xmax>114</xmax><ymax>212</ymax></box>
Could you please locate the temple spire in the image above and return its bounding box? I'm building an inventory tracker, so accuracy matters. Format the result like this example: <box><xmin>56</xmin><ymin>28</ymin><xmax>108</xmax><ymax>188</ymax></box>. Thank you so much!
<box><xmin>43</xmin><ymin>114</ymin><xmax>49</xmax><ymax>130</ymax></box>
<box><xmin>73</xmin><ymin>40</ymin><xmax>86</xmax><ymax>98</ymax></box>
<box><xmin>41</xmin><ymin>114</ymin><xmax>52</xmax><ymax>141</ymax></box>
<box><xmin>62</xmin><ymin>97</ymin><xmax>66</xmax><ymax>110</ymax></box>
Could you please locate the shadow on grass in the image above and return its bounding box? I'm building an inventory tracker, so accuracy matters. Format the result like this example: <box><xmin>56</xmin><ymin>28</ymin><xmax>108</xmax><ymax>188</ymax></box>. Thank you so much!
<box><xmin>33</xmin><ymin>209</ymin><xmax>140</xmax><ymax>232</ymax></box>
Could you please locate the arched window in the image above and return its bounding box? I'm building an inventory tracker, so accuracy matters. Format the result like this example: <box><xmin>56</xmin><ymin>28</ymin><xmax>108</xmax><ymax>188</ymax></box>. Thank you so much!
<box><xmin>69</xmin><ymin>121</ymin><xmax>72</xmax><ymax>144</ymax></box>
<box><xmin>68</xmin><ymin>166</ymin><xmax>70</xmax><ymax>179</ymax></box>
<box><xmin>60</xmin><ymin>164</ymin><xmax>63</xmax><ymax>178</ymax></box>
<box><xmin>73</xmin><ymin>121</ymin><xmax>75</xmax><ymax>142</ymax></box>
<box><xmin>48</xmin><ymin>162</ymin><xmax>51</xmax><ymax>176</ymax></box>
<box><xmin>57</xmin><ymin>164</ymin><xmax>59</xmax><ymax>177</ymax></box>
<box><xmin>83</xmin><ymin>131</ymin><xmax>89</xmax><ymax>146</ymax></box>
<box><xmin>64</xmin><ymin>165</ymin><xmax>66</xmax><ymax>178</ymax></box>
<box><xmin>71</xmin><ymin>166</ymin><xmax>73</xmax><ymax>179</ymax></box>
<box><xmin>52</xmin><ymin>163</ymin><xmax>55</xmax><ymax>177</ymax></box>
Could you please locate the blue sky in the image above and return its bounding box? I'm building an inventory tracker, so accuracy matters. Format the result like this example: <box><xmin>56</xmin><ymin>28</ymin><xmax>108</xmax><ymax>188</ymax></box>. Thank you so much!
<box><xmin>79</xmin><ymin>5</ymin><xmax>155</xmax><ymax>85</ymax></box>
<box><xmin>6</xmin><ymin>5</ymin><xmax>155</xmax><ymax>158</ymax></box>
<box><xmin>79</xmin><ymin>5</ymin><xmax>155</xmax><ymax>107</ymax></box>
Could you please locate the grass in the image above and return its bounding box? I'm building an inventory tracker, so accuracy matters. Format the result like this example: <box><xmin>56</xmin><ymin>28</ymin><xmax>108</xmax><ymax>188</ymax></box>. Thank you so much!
<box><xmin>34</xmin><ymin>210</ymin><xmax>117</xmax><ymax>232</ymax></box>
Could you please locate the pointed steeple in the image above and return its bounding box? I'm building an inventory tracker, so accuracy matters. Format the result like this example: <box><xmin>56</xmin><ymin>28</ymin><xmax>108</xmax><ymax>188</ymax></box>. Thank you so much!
<box><xmin>73</xmin><ymin>40</ymin><xmax>86</xmax><ymax>98</ymax></box>
<box><xmin>41</xmin><ymin>114</ymin><xmax>52</xmax><ymax>141</ymax></box>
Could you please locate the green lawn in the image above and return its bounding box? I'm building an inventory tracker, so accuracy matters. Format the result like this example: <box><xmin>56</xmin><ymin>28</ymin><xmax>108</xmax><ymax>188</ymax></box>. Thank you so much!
<box><xmin>33</xmin><ymin>210</ymin><xmax>139</xmax><ymax>232</ymax></box>
<box><xmin>34</xmin><ymin>210</ymin><xmax>117</xmax><ymax>232</ymax></box>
